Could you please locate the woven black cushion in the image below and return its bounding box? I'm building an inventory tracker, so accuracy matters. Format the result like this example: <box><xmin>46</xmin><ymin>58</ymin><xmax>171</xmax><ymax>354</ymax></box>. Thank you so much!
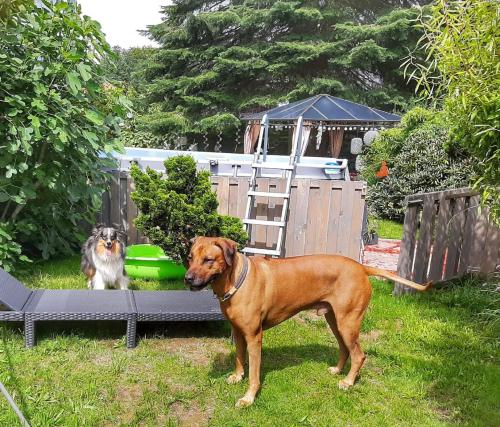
<box><xmin>0</xmin><ymin>267</ymin><xmax>32</xmax><ymax>311</ymax></box>
<box><xmin>25</xmin><ymin>290</ymin><xmax>135</xmax><ymax>314</ymax></box>
<box><xmin>133</xmin><ymin>290</ymin><xmax>221</xmax><ymax>314</ymax></box>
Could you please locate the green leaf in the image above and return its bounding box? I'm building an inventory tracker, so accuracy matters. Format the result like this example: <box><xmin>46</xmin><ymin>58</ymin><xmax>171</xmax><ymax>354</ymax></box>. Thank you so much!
<box><xmin>29</xmin><ymin>115</ymin><xmax>41</xmax><ymax>129</ymax></box>
<box><xmin>66</xmin><ymin>71</ymin><xmax>82</xmax><ymax>95</ymax></box>
<box><xmin>77</xmin><ymin>63</ymin><xmax>92</xmax><ymax>81</ymax></box>
<box><xmin>58</xmin><ymin>130</ymin><xmax>68</xmax><ymax>143</ymax></box>
<box><xmin>85</xmin><ymin>110</ymin><xmax>104</xmax><ymax>125</ymax></box>
<box><xmin>31</xmin><ymin>98</ymin><xmax>47</xmax><ymax>111</ymax></box>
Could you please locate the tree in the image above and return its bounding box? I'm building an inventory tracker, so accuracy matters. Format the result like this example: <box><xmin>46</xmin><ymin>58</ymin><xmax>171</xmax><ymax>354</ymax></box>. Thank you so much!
<box><xmin>405</xmin><ymin>0</ymin><xmax>500</xmax><ymax>221</ymax></box>
<box><xmin>101</xmin><ymin>46</ymin><xmax>172</xmax><ymax>148</ymax></box>
<box><xmin>0</xmin><ymin>0</ymin><xmax>130</xmax><ymax>270</ymax></box>
<box><xmin>130</xmin><ymin>156</ymin><xmax>248</xmax><ymax>264</ymax></box>
<box><xmin>142</xmin><ymin>0</ymin><xmax>431</xmax><ymax>148</ymax></box>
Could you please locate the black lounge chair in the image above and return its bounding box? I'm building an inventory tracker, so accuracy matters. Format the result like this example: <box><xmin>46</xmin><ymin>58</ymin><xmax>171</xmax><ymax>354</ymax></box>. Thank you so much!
<box><xmin>0</xmin><ymin>267</ymin><xmax>224</xmax><ymax>348</ymax></box>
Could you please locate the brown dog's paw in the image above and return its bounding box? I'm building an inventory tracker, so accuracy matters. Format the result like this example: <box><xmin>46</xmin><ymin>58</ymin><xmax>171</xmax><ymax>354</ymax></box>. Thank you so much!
<box><xmin>328</xmin><ymin>366</ymin><xmax>343</xmax><ymax>375</ymax></box>
<box><xmin>227</xmin><ymin>373</ymin><xmax>244</xmax><ymax>384</ymax></box>
<box><xmin>338</xmin><ymin>379</ymin><xmax>354</xmax><ymax>390</ymax></box>
<box><xmin>235</xmin><ymin>396</ymin><xmax>254</xmax><ymax>408</ymax></box>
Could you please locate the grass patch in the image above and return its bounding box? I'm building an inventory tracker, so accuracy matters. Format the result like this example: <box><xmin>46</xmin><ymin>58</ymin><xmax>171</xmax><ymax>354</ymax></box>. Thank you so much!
<box><xmin>1</xmin><ymin>257</ymin><xmax>498</xmax><ymax>426</ymax></box>
<box><xmin>370</xmin><ymin>218</ymin><xmax>404</xmax><ymax>240</ymax></box>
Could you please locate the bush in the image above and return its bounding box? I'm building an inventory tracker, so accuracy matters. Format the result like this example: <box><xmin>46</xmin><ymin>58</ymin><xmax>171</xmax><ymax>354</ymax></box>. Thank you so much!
<box><xmin>130</xmin><ymin>156</ymin><xmax>248</xmax><ymax>264</ymax></box>
<box><xmin>362</xmin><ymin>108</ymin><xmax>473</xmax><ymax>220</ymax></box>
<box><xmin>0</xmin><ymin>1</ymin><xmax>130</xmax><ymax>270</ymax></box>
<box><xmin>0</xmin><ymin>223</ymin><xmax>30</xmax><ymax>272</ymax></box>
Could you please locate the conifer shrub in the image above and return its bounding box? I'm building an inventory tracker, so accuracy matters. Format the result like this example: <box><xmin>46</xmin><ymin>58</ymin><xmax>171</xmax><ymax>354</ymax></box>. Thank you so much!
<box><xmin>130</xmin><ymin>155</ymin><xmax>248</xmax><ymax>264</ymax></box>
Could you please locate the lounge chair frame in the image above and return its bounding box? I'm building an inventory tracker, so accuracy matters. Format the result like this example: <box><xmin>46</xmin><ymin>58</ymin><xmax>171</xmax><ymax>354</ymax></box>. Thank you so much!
<box><xmin>0</xmin><ymin>268</ymin><xmax>224</xmax><ymax>348</ymax></box>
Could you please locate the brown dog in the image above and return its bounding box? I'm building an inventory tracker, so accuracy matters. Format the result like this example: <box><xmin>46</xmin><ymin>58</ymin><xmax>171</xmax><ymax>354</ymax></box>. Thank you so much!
<box><xmin>185</xmin><ymin>237</ymin><xmax>431</xmax><ymax>408</ymax></box>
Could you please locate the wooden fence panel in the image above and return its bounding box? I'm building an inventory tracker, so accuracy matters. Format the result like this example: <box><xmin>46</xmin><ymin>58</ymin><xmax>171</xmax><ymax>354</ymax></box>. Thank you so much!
<box><xmin>397</xmin><ymin>188</ymin><xmax>500</xmax><ymax>288</ymax></box>
<box><xmin>443</xmin><ymin>197</ymin><xmax>467</xmax><ymax>280</ymax></box>
<box><xmin>100</xmin><ymin>174</ymin><xmax>366</xmax><ymax>260</ymax></box>
<box><xmin>326</xmin><ymin>185</ymin><xmax>343</xmax><ymax>254</ymax></box>
<box><xmin>482</xmin><ymin>223</ymin><xmax>500</xmax><ymax>273</ymax></box>
<box><xmin>427</xmin><ymin>194</ymin><xmax>452</xmax><ymax>282</ymax></box>
<box><xmin>126</xmin><ymin>175</ymin><xmax>139</xmax><ymax>245</ymax></box>
<box><xmin>456</xmin><ymin>195</ymin><xmax>480</xmax><ymax>275</ymax></box>
<box><xmin>336</xmin><ymin>183</ymin><xmax>354</xmax><ymax>257</ymax></box>
<box><xmin>397</xmin><ymin>205</ymin><xmax>419</xmax><ymax>280</ymax></box>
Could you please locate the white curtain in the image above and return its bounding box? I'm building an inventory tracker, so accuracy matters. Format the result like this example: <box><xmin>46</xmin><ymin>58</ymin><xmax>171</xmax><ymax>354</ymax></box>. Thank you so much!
<box><xmin>300</xmin><ymin>122</ymin><xmax>312</xmax><ymax>156</ymax></box>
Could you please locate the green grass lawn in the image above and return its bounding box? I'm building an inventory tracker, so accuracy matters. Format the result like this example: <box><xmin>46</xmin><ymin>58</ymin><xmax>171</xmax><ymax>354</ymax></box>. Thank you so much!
<box><xmin>1</xmin><ymin>257</ymin><xmax>499</xmax><ymax>426</ymax></box>
<box><xmin>370</xmin><ymin>218</ymin><xmax>404</xmax><ymax>240</ymax></box>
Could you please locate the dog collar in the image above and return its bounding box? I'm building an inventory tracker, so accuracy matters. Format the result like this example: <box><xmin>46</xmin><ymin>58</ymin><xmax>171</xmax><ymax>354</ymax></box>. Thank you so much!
<box><xmin>220</xmin><ymin>254</ymin><xmax>249</xmax><ymax>302</ymax></box>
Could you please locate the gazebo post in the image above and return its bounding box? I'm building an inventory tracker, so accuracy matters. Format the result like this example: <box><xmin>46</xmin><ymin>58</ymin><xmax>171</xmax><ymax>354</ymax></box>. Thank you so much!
<box><xmin>294</xmin><ymin>115</ymin><xmax>304</xmax><ymax>162</ymax></box>
<box><xmin>262</xmin><ymin>114</ymin><xmax>269</xmax><ymax>161</ymax></box>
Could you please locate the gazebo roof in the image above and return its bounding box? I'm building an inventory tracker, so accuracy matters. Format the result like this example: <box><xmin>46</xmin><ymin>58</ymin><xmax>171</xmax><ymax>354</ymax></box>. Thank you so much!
<box><xmin>241</xmin><ymin>94</ymin><xmax>401</xmax><ymax>123</ymax></box>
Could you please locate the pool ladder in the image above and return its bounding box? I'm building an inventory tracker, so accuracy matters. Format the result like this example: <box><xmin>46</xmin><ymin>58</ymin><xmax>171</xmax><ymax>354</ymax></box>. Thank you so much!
<box><xmin>242</xmin><ymin>115</ymin><xmax>303</xmax><ymax>257</ymax></box>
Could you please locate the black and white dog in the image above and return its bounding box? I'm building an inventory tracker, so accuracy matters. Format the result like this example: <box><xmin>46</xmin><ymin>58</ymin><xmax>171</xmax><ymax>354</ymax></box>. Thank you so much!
<box><xmin>81</xmin><ymin>225</ymin><xmax>129</xmax><ymax>290</ymax></box>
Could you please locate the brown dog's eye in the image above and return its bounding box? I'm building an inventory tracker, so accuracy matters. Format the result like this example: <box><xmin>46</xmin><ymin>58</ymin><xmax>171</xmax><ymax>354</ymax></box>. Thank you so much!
<box><xmin>204</xmin><ymin>258</ymin><xmax>214</xmax><ymax>265</ymax></box>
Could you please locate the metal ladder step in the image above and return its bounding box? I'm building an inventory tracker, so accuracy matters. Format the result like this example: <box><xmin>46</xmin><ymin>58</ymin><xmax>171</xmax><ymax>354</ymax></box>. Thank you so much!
<box><xmin>242</xmin><ymin>247</ymin><xmax>281</xmax><ymax>256</ymax></box>
<box><xmin>252</xmin><ymin>162</ymin><xmax>294</xmax><ymax>170</ymax></box>
<box><xmin>243</xmin><ymin>219</ymin><xmax>285</xmax><ymax>227</ymax></box>
<box><xmin>247</xmin><ymin>191</ymin><xmax>290</xmax><ymax>198</ymax></box>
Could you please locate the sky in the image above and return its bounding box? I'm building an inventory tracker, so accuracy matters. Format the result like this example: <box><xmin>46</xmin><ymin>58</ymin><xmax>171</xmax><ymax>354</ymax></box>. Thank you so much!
<box><xmin>78</xmin><ymin>0</ymin><xmax>170</xmax><ymax>48</ymax></box>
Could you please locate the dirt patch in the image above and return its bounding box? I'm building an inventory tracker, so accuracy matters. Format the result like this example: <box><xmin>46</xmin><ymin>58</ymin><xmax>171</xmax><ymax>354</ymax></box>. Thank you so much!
<box><xmin>361</xmin><ymin>329</ymin><xmax>383</xmax><ymax>343</ymax></box>
<box><xmin>395</xmin><ymin>318</ymin><xmax>403</xmax><ymax>331</ymax></box>
<box><xmin>169</xmin><ymin>400</ymin><xmax>214</xmax><ymax>427</ymax></box>
<box><xmin>114</xmin><ymin>384</ymin><xmax>144</xmax><ymax>424</ymax></box>
<box><xmin>434</xmin><ymin>405</ymin><xmax>456</xmax><ymax>422</ymax></box>
<box><xmin>92</xmin><ymin>353</ymin><xmax>112</xmax><ymax>366</ymax></box>
<box><xmin>165</xmin><ymin>377</ymin><xmax>196</xmax><ymax>395</ymax></box>
<box><xmin>161</xmin><ymin>338</ymin><xmax>230</xmax><ymax>366</ymax></box>
<box><xmin>116</xmin><ymin>383</ymin><xmax>143</xmax><ymax>402</ymax></box>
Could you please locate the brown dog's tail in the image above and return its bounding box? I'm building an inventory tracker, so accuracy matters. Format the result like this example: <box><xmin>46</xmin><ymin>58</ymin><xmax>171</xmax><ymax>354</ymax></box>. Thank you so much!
<box><xmin>363</xmin><ymin>266</ymin><xmax>432</xmax><ymax>292</ymax></box>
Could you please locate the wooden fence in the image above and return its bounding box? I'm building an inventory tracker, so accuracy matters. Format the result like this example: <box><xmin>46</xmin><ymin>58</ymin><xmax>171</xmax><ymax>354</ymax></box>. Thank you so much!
<box><xmin>396</xmin><ymin>188</ymin><xmax>500</xmax><ymax>290</ymax></box>
<box><xmin>99</xmin><ymin>171</ymin><xmax>366</xmax><ymax>260</ymax></box>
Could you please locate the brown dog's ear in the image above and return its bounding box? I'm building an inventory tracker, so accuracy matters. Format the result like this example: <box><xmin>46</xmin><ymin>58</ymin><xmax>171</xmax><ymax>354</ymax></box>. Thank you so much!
<box><xmin>215</xmin><ymin>238</ymin><xmax>237</xmax><ymax>266</ymax></box>
<box><xmin>190</xmin><ymin>236</ymin><xmax>198</xmax><ymax>245</ymax></box>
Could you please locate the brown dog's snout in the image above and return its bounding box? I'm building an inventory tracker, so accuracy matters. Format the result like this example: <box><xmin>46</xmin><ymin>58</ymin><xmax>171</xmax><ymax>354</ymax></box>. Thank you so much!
<box><xmin>184</xmin><ymin>271</ymin><xmax>195</xmax><ymax>285</ymax></box>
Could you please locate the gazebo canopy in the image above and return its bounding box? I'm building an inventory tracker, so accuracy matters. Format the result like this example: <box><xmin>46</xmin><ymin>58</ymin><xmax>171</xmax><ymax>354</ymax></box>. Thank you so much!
<box><xmin>241</xmin><ymin>94</ymin><xmax>401</xmax><ymax>124</ymax></box>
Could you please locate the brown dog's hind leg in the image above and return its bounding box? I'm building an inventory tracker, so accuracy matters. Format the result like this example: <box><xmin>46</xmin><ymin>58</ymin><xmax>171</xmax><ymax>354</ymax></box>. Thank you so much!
<box><xmin>335</xmin><ymin>311</ymin><xmax>366</xmax><ymax>390</ymax></box>
<box><xmin>227</xmin><ymin>327</ymin><xmax>247</xmax><ymax>384</ymax></box>
<box><xmin>325</xmin><ymin>310</ymin><xmax>349</xmax><ymax>375</ymax></box>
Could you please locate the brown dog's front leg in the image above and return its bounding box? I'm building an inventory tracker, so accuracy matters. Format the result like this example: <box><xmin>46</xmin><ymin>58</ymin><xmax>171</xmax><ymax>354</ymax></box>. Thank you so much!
<box><xmin>235</xmin><ymin>329</ymin><xmax>262</xmax><ymax>408</ymax></box>
<box><xmin>227</xmin><ymin>327</ymin><xmax>246</xmax><ymax>384</ymax></box>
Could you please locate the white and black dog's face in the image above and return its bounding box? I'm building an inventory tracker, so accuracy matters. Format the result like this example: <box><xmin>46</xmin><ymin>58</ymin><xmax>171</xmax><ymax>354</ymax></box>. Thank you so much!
<box><xmin>92</xmin><ymin>226</ymin><xmax>124</xmax><ymax>259</ymax></box>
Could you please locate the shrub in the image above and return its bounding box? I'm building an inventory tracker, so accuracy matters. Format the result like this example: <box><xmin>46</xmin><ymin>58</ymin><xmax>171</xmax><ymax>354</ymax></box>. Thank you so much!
<box><xmin>0</xmin><ymin>223</ymin><xmax>30</xmax><ymax>272</ymax></box>
<box><xmin>130</xmin><ymin>156</ymin><xmax>248</xmax><ymax>264</ymax></box>
<box><xmin>0</xmin><ymin>1</ymin><xmax>130</xmax><ymax>270</ymax></box>
<box><xmin>362</xmin><ymin>108</ymin><xmax>473</xmax><ymax>220</ymax></box>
